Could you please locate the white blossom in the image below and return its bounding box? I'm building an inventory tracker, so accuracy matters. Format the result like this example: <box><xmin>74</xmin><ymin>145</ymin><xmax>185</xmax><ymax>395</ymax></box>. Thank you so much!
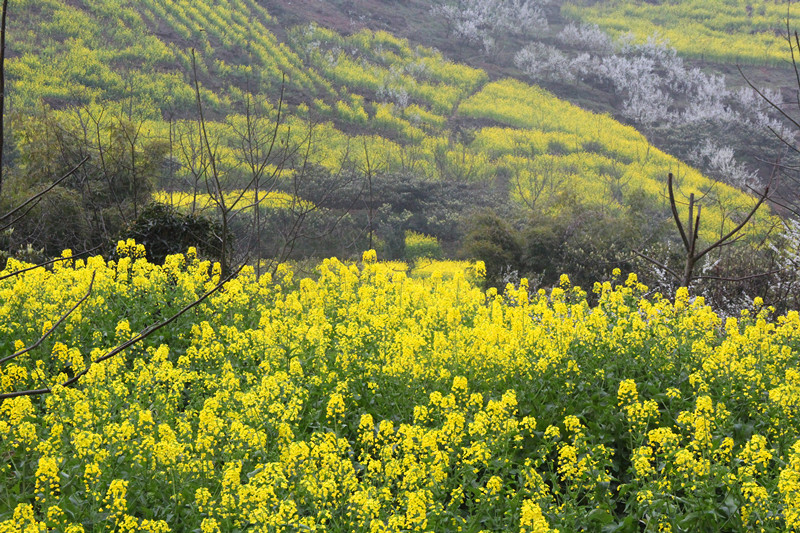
<box><xmin>433</xmin><ymin>0</ymin><xmax>550</xmax><ymax>52</ymax></box>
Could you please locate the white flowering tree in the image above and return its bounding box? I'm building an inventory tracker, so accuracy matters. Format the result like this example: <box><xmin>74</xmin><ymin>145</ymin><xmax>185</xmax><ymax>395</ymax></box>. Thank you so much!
<box><xmin>433</xmin><ymin>0</ymin><xmax>550</xmax><ymax>52</ymax></box>
<box><xmin>515</xmin><ymin>24</ymin><xmax>791</xmax><ymax>191</ymax></box>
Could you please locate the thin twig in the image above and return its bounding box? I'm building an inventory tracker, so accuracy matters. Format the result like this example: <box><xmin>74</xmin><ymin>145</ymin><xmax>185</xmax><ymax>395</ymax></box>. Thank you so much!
<box><xmin>694</xmin><ymin>169</ymin><xmax>774</xmax><ymax>262</ymax></box>
<box><xmin>632</xmin><ymin>249</ymin><xmax>680</xmax><ymax>281</ymax></box>
<box><xmin>0</xmin><ymin>245</ymin><xmax>102</xmax><ymax>282</ymax></box>
<box><xmin>739</xmin><ymin>64</ymin><xmax>800</xmax><ymax>132</ymax></box>
<box><xmin>0</xmin><ymin>262</ymin><xmax>246</xmax><ymax>399</ymax></box>
<box><xmin>694</xmin><ymin>269</ymin><xmax>782</xmax><ymax>282</ymax></box>
<box><xmin>0</xmin><ymin>272</ymin><xmax>95</xmax><ymax>366</ymax></box>
<box><xmin>0</xmin><ymin>198</ymin><xmax>40</xmax><ymax>233</ymax></box>
<box><xmin>0</xmin><ymin>156</ymin><xmax>89</xmax><ymax>223</ymax></box>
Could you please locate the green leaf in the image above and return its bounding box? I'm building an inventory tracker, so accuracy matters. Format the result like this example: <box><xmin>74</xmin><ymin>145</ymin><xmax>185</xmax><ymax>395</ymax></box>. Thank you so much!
<box><xmin>588</xmin><ymin>508</ymin><xmax>614</xmax><ymax>525</ymax></box>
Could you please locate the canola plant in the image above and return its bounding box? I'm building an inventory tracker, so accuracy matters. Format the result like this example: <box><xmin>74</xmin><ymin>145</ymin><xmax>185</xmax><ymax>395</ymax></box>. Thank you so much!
<box><xmin>1</xmin><ymin>242</ymin><xmax>800</xmax><ymax>532</ymax></box>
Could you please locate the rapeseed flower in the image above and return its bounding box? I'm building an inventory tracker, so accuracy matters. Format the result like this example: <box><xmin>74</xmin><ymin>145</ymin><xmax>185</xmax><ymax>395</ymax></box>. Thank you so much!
<box><xmin>1</xmin><ymin>246</ymin><xmax>800</xmax><ymax>531</ymax></box>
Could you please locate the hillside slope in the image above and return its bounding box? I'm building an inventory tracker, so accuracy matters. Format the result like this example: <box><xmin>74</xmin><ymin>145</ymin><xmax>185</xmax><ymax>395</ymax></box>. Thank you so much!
<box><xmin>261</xmin><ymin>0</ymin><xmax>797</xmax><ymax>198</ymax></box>
<box><xmin>0</xmin><ymin>0</ymin><xmax>779</xmax><ymax>290</ymax></box>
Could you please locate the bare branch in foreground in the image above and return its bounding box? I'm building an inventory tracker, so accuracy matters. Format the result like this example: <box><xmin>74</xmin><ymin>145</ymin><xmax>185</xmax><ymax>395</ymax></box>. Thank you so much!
<box><xmin>0</xmin><ymin>261</ymin><xmax>246</xmax><ymax>399</ymax></box>
<box><xmin>0</xmin><ymin>271</ymin><xmax>95</xmax><ymax>366</ymax></box>
<box><xmin>632</xmin><ymin>249</ymin><xmax>680</xmax><ymax>281</ymax></box>
<box><xmin>637</xmin><ymin>172</ymin><xmax>773</xmax><ymax>288</ymax></box>
<box><xmin>694</xmin><ymin>270</ymin><xmax>782</xmax><ymax>283</ymax></box>
<box><xmin>0</xmin><ymin>245</ymin><xmax>103</xmax><ymax>283</ymax></box>
<box><xmin>0</xmin><ymin>156</ymin><xmax>89</xmax><ymax>230</ymax></box>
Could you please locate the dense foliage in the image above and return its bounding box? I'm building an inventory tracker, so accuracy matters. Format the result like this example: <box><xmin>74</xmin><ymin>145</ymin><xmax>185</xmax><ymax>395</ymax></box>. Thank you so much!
<box><xmin>2</xmin><ymin>245</ymin><xmax>800</xmax><ymax>531</ymax></box>
<box><xmin>120</xmin><ymin>203</ymin><xmax>227</xmax><ymax>265</ymax></box>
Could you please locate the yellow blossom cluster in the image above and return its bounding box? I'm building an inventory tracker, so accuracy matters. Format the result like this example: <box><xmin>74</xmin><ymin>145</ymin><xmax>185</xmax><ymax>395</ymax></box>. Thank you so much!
<box><xmin>1</xmin><ymin>245</ymin><xmax>800</xmax><ymax>531</ymax></box>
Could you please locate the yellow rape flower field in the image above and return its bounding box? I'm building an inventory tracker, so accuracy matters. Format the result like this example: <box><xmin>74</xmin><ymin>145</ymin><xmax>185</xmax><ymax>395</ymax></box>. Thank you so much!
<box><xmin>2</xmin><ymin>243</ymin><xmax>800</xmax><ymax>532</ymax></box>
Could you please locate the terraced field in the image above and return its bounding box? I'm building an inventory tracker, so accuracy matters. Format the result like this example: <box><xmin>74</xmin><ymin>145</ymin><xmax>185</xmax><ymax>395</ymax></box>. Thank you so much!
<box><xmin>4</xmin><ymin>0</ymin><xmax>773</xmax><ymax>243</ymax></box>
<box><xmin>563</xmin><ymin>0</ymin><xmax>800</xmax><ymax>65</ymax></box>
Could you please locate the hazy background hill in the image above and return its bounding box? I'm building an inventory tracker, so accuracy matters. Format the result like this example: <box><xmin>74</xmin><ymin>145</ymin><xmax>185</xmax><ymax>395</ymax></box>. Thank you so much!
<box><xmin>265</xmin><ymin>0</ymin><xmax>799</xmax><ymax>188</ymax></box>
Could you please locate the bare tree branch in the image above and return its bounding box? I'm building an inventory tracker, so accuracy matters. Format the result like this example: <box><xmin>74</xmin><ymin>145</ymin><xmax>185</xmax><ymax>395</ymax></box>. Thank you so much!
<box><xmin>694</xmin><ymin>174</ymin><xmax>772</xmax><ymax>262</ymax></box>
<box><xmin>0</xmin><ymin>262</ymin><xmax>246</xmax><ymax>399</ymax></box>
<box><xmin>667</xmin><ymin>173</ymin><xmax>691</xmax><ymax>252</ymax></box>
<box><xmin>645</xmin><ymin>171</ymin><xmax>773</xmax><ymax>287</ymax></box>
<box><xmin>632</xmin><ymin>249</ymin><xmax>680</xmax><ymax>280</ymax></box>
<box><xmin>739</xmin><ymin>64</ymin><xmax>800</xmax><ymax>132</ymax></box>
<box><xmin>191</xmin><ymin>49</ymin><xmax>232</xmax><ymax>276</ymax></box>
<box><xmin>694</xmin><ymin>269</ymin><xmax>782</xmax><ymax>282</ymax></box>
<box><xmin>0</xmin><ymin>155</ymin><xmax>90</xmax><ymax>229</ymax></box>
<box><xmin>0</xmin><ymin>197</ymin><xmax>41</xmax><ymax>233</ymax></box>
<box><xmin>0</xmin><ymin>245</ymin><xmax>102</xmax><ymax>282</ymax></box>
<box><xmin>0</xmin><ymin>271</ymin><xmax>95</xmax><ymax>366</ymax></box>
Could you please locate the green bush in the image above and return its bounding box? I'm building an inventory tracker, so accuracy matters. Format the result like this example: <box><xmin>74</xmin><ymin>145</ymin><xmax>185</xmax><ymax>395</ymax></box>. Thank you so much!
<box><xmin>119</xmin><ymin>202</ymin><xmax>227</xmax><ymax>264</ymax></box>
<box><xmin>404</xmin><ymin>230</ymin><xmax>443</xmax><ymax>261</ymax></box>
<box><xmin>461</xmin><ymin>210</ymin><xmax>522</xmax><ymax>287</ymax></box>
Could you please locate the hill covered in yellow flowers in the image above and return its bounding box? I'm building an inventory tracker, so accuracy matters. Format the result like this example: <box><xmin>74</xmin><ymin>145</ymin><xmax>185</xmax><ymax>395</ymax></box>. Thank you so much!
<box><xmin>2</xmin><ymin>0</ymin><xmax>775</xmax><ymax>253</ymax></box>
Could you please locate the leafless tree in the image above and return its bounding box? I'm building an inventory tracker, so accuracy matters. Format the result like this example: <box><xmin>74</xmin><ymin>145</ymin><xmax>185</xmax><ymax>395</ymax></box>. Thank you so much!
<box><xmin>263</xmin><ymin>131</ymin><xmax>365</xmax><ymax>267</ymax></box>
<box><xmin>175</xmin><ymin>117</ymin><xmax>209</xmax><ymax>216</ymax></box>
<box><xmin>189</xmin><ymin>51</ymin><xmax>314</xmax><ymax>275</ymax></box>
<box><xmin>0</xmin><ymin>0</ymin><xmax>8</xmax><ymax>198</ymax></box>
<box><xmin>228</xmin><ymin>79</ymin><xmax>291</xmax><ymax>277</ymax></box>
<box><xmin>511</xmin><ymin>157</ymin><xmax>565</xmax><ymax>213</ymax></box>
<box><xmin>636</xmin><ymin>173</ymin><xmax>774</xmax><ymax>287</ymax></box>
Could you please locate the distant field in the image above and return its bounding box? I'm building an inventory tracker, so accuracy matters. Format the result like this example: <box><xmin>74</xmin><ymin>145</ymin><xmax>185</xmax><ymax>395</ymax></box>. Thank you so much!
<box><xmin>458</xmin><ymin>79</ymin><xmax>775</xmax><ymax>239</ymax></box>
<box><xmin>153</xmin><ymin>190</ymin><xmax>312</xmax><ymax>214</ymax></box>
<box><xmin>562</xmin><ymin>0</ymin><xmax>800</xmax><ymax>65</ymax></box>
<box><xmin>4</xmin><ymin>0</ymin><xmax>778</xmax><ymax>256</ymax></box>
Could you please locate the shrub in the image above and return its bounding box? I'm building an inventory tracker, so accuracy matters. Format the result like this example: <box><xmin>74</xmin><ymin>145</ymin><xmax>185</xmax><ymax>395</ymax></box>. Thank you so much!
<box><xmin>119</xmin><ymin>202</ymin><xmax>227</xmax><ymax>264</ymax></box>
<box><xmin>461</xmin><ymin>210</ymin><xmax>522</xmax><ymax>287</ymax></box>
<box><xmin>404</xmin><ymin>230</ymin><xmax>443</xmax><ymax>261</ymax></box>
